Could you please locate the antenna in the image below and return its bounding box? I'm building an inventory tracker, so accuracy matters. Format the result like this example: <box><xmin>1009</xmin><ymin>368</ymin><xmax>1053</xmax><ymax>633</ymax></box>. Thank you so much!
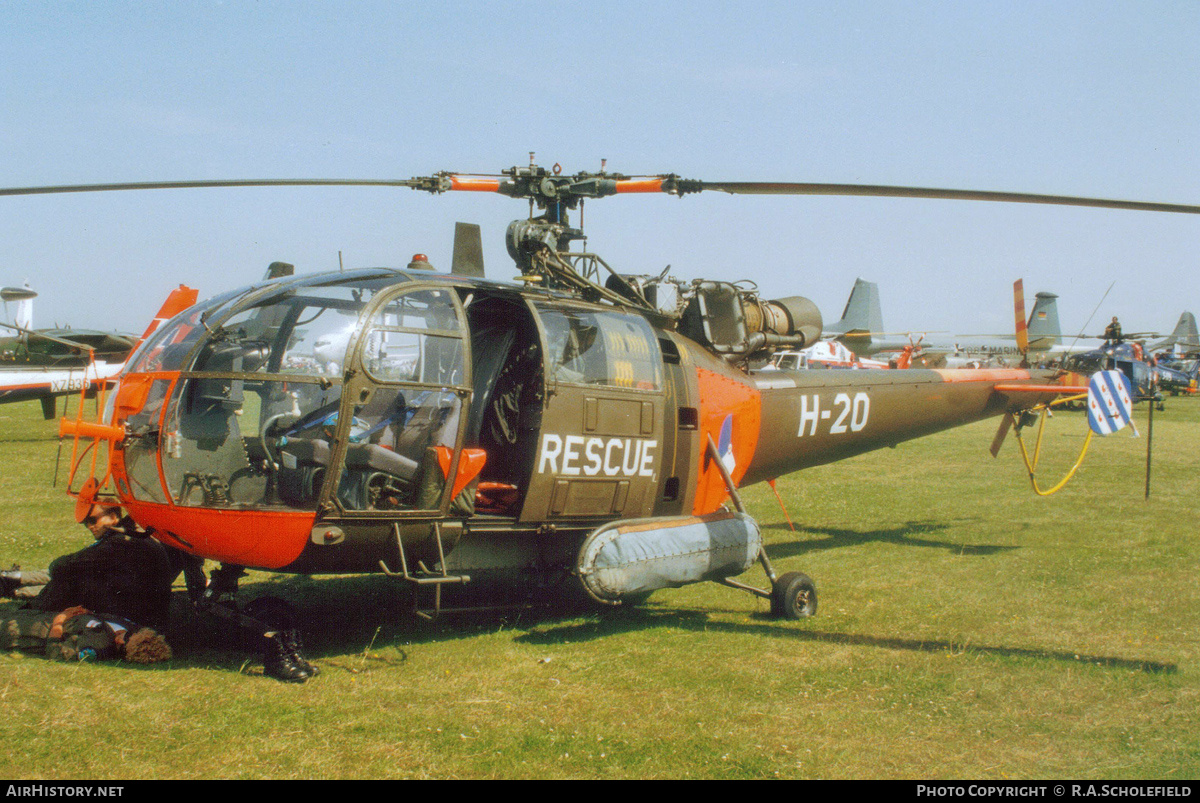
<box><xmin>1068</xmin><ymin>280</ymin><xmax>1115</xmax><ymax>353</ymax></box>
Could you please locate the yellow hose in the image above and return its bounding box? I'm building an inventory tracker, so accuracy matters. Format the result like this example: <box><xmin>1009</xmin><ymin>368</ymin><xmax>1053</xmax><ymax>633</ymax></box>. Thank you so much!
<box><xmin>1012</xmin><ymin>402</ymin><xmax>1094</xmax><ymax>496</ymax></box>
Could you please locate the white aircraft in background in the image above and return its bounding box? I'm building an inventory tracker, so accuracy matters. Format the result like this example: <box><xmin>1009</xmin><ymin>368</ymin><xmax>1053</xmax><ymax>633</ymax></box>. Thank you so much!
<box><xmin>1</xmin><ymin>282</ymin><xmax>197</xmax><ymax>418</ymax></box>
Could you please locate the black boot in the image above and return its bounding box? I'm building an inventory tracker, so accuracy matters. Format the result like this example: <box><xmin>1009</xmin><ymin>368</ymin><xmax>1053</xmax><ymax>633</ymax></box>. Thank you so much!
<box><xmin>282</xmin><ymin>629</ymin><xmax>319</xmax><ymax>677</ymax></box>
<box><xmin>263</xmin><ymin>634</ymin><xmax>311</xmax><ymax>683</ymax></box>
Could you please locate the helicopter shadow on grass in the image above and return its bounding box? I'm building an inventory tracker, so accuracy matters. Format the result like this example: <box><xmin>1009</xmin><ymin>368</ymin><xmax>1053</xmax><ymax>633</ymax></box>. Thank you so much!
<box><xmin>162</xmin><ymin>572</ymin><xmax>643</xmax><ymax>674</ymax></box>
<box><xmin>759</xmin><ymin>519</ymin><xmax>1020</xmax><ymax>560</ymax></box>
<box><xmin>513</xmin><ymin>607</ymin><xmax>1178</xmax><ymax>676</ymax></box>
<box><xmin>159</xmin><ymin>572</ymin><xmax>1177</xmax><ymax>679</ymax></box>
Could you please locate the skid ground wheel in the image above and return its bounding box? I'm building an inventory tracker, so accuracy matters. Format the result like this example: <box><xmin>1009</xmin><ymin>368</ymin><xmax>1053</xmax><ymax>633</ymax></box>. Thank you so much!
<box><xmin>770</xmin><ymin>571</ymin><xmax>818</xmax><ymax>619</ymax></box>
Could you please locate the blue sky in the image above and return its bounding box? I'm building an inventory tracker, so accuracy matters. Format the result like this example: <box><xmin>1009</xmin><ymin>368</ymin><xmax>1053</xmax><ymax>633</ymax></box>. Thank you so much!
<box><xmin>2</xmin><ymin>1</ymin><xmax>1197</xmax><ymax>341</ymax></box>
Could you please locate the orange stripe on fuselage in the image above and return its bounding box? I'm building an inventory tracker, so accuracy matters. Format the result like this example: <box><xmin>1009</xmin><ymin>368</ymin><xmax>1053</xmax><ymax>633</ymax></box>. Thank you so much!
<box><xmin>693</xmin><ymin>366</ymin><xmax>761</xmax><ymax>515</ymax></box>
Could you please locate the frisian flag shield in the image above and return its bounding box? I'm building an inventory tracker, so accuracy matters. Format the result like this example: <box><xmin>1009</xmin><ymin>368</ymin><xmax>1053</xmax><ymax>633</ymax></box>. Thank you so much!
<box><xmin>1087</xmin><ymin>370</ymin><xmax>1135</xmax><ymax>435</ymax></box>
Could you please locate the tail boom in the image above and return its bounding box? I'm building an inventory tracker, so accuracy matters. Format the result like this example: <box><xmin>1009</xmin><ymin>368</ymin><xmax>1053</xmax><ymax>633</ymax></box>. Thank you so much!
<box><xmin>744</xmin><ymin>367</ymin><xmax>1063</xmax><ymax>485</ymax></box>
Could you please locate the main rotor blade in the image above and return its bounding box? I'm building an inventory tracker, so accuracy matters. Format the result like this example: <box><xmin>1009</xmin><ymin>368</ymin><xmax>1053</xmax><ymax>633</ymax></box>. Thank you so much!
<box><xmin>687</xmin><ymin>181</ymin><xmax>1200</xmax><ymax>215</ymax></box>
<box><xmin>0</xmin><ymin>178</ymin><xmax>427</xmax><ymax>197</ymax></box>
<box><xmin>6</xmin><ymin>173</ymin><xmax>1199</xmax><ymax>217</ymax></box>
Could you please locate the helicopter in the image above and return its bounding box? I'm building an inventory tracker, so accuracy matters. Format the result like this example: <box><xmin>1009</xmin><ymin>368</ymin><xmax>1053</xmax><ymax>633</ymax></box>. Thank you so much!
<box><xmin>1154</xmin><ymin>358</ymin><xmax>1197</xmax><ymax>397</ymax></box>
<box><xmin>1062</xmin><ymin>332</ymin><xmax>1166</xmax><ymax>403</ymax></box>
<box><xmin>10</xmin><ymin>162</ymin><xmax>1199</xmax><ymax>623</ymax></box>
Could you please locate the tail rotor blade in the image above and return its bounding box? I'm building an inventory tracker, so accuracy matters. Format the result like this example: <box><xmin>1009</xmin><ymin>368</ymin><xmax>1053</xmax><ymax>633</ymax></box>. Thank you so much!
<box><xmin>1014</xmin><ymin>279</ymin><xmax>1029</xmax><ymax>354</ymax></box>
<box><xmin>990</xmin><ymin>412</ymin><xmax>1015</xmax><ymax>458</ymax></box>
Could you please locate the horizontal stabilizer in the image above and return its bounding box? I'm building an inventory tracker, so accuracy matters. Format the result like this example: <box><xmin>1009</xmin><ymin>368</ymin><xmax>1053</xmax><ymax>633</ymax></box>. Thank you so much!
<box><xmin>1</xmin><ymin>281</ymin><xmax>36</xmax><ymax>329</ymax></box>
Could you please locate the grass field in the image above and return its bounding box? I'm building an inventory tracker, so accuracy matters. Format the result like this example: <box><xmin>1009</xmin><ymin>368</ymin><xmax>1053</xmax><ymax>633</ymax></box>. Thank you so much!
<box><xmin>1</xmin><ymin>395</ymin><xmax>1197</xmax><ymax>780</ymax></box>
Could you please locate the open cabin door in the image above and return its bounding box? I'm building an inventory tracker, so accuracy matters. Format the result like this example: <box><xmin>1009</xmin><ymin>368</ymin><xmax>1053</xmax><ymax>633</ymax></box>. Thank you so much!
<box><xmin>329</xmin><ymin>284</ymin><xmax>471</xmax><ymax>515</ymax></box>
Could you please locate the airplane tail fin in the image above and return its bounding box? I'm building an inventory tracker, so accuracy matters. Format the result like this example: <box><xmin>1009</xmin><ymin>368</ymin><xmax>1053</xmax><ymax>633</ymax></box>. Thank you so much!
<box><xmin>1025</xmin><ymin>291</ymin><xmax>1062</xmax><ymax>350</ymax></box>
<box><xmin>1154</xmin><ymin>311</ymin><xmax>1199</xmax><ymax>352</ymax></box>
<box><xmin>264</xmin><ymin>261</ymin><xmax>294</xmax><ymax>280</ymax></box>
<box><xmin>1178</xmin><ymin>312</ymin><xmax>1198</xmax><ymax>348</ymax></box>
<box><xmin>832</xmin><ymin>278</ymin><xmax>884</xmax><ymax>334</ymax></box>
<box><xmin>826</xmin><ymin>278</ymin><xmax>883</xmax><ymax>354</ymax></box>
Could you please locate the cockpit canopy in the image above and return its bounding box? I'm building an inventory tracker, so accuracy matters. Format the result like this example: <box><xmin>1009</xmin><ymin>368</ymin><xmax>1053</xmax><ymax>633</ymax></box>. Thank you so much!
<box><xmin>117</xmin><ymin>270</ymin><xmax>471</xmax><ymax>513</ymax></box>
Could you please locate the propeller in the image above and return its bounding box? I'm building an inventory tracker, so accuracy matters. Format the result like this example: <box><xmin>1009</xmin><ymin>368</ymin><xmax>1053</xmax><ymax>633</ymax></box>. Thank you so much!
<box><xmin>5</xmin><ymin>167</ymin><xmax>1196</xmax><ymax>307</ymax></box>
<box><xmin>432</xmin><ymin>172</ymin><xmax>1200</xmax><ymax>216</ymax></box>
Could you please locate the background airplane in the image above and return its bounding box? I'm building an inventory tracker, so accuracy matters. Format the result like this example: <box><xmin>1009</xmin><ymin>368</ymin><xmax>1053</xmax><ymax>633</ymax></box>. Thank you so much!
<box><xmin>0</xmin><ymin>283</ymin><xmax>194</xmax><ymax>419</ymax></box>
<box><xmin>833</xmin><ymin>278</ymin><xmax>1091</xmax><ymax>368</ymax></box>
<box><xmin>1150</xmin><ymin>312</ymin><xmax>1199</xmax><ymax>395</ymax></box>
<box><xmin>1151</xmin><ymin>311</ymin><xmax>1199</xmax><ymax>355</ymax></box>
<box><xmin>1</xmin><ymin>283</ymin><xmax>135</xmax><ymax>418</ymax></box>
<box><xmin>760</xmin><ymin>280</ymin><xmax>899</xmax><ymax>370</ymax></box>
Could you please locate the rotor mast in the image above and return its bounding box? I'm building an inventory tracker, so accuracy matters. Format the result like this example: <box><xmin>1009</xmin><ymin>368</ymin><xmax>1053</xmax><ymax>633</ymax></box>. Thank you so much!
<box><xmin>415</xmin><ymin>159</ymin><xmax>668</xmax><ymax>302</ymax></box>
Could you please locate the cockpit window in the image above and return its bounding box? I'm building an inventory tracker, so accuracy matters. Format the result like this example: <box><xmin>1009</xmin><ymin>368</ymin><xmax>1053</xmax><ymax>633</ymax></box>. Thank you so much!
<box><xmin>362</xmin><ymin>288</ymin><xmax>465</xmax><ymax>386</ymax></box>
<box><xmin>194</xmin><ymin>280</ymin><xmax>406</xmax><ymax>377</ymax></box>
<box><xmin>535</xmin><ymin>303</ymin><xmax>662</xmax><ymax>391</ymax></box>
<box><xmin>130</xmin><ymin>272</ymin><xmax>411</xmax><ymax>511</ymax></box>
<box><xmin>128</xmin><ymin>287</ymin><xmax>246</xmax><ymax>374</ymax></box>
<box><xmin>130</xmin><ymin>273</ymin><xmax>405</xmax><ymax>377</ymax></box>
<box><xmin>1066</xmin><ymin>353</ymin><xmax>1106</xmax><ymax>374</ymax></box>
<box><xmin>162</xmin><ymin>376</ymin><xmax>343</xmax><ymax>510</ymax></box>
